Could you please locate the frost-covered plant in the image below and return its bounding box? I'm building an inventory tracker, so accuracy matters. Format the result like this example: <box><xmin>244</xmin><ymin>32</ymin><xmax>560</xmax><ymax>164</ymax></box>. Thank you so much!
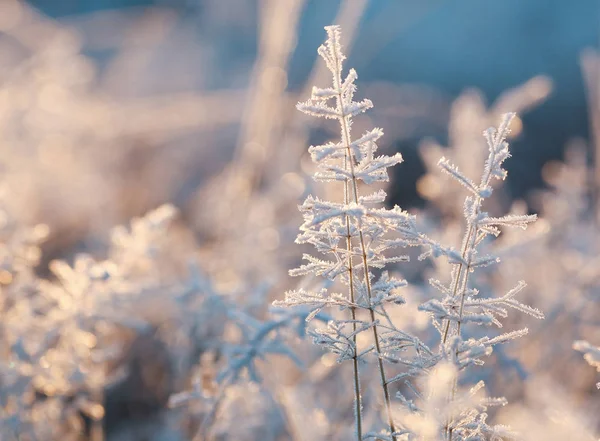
<box><xmin>276</xmin><ymin>26</ymin><xmax>545</xmax><ymax>441</ymax></box>
<box><xmin>275</xmin><ymin>25</ymin><xmax>425</xmax><ymax>440</ymax></box>
<box><xmin>168</xmin><ymin>263</ymin><xmax>327</xmax><ymax>441</ymax></box>
<box><xmin>411</xmin><ymin>113</ymin><xmax>544</xmax><ymax>440</ymax></box>
<box><xmin>417</xmin><ymin>77</ymin><xmax>552</xmax><ymax>222</ymax></box>
<box><xmin>1</xmin><ymin>204</ymin><xmax>187</xmax><ymax>440</ymax></box>
<box><xmin>490</xmin><ymin>144</ymin><xmax>600</xmax><ymax>402</ymax></box>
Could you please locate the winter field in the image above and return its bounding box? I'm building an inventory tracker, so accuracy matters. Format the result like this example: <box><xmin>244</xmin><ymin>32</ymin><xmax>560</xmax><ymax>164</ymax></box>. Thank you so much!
<box><xmin>0</xmin><ymin>1</ymin><xmax>599</xmax><ymax>440</ymax></box>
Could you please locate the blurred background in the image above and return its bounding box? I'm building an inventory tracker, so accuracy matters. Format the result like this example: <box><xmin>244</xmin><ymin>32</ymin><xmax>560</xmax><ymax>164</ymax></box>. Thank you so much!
<box><xmin>0</xmin><ymin>1</ymin><xmax>599</xmax><ymax>440</ymax></box>
<box><xmin>3</xmin><ymin>0</ymin><xmax>597</xmax><ymax>235</ymax></box>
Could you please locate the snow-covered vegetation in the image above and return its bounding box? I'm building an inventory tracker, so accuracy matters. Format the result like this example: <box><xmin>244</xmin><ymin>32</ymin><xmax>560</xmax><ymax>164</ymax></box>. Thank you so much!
<box><xmin>0</xmin><ymin>2</ymin><xmax>598</xmax><ymax>440</ymax></box>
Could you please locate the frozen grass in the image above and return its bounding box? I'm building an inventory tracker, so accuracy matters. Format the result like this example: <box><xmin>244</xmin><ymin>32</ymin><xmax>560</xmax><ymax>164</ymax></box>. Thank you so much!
<box><xmin>0</xmin><ymin>4</ymin><xmax>599</xmax><ymax>441</ymax></box>
<box><xmin>277</xmin><ymin>27</ymin><xmax>546</xmax><ymax>441</ymax></box>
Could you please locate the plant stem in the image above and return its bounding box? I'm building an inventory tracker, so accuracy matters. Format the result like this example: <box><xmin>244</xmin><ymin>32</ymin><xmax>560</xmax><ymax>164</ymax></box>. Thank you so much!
<box><xmin>335</xmin><ymin>66</ymin><xmax>364</xmax><ymax>441</ymax></box>
<box><xmin>335</xmin><ymin>89</ymin><xmax>397</xmax><ymax>440</ymax></box>
<box><xmin>343</xmin><ymin>168</ymin><xmax>364</xmax><ymax>441</ymax></box>
<box><xmin>439</xmin><ymin>201</ymin><xmax>480</xmax><ymax>441</ymax></box>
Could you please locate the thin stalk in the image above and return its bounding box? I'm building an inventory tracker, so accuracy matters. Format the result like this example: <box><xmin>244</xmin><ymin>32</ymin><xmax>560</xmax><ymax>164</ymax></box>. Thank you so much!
<box><xmin>332</xmin><ymin>50</ymin><xmax>363</xmax><ymax>441</ymax></box>
<box><xmin>439</xmin><ymin>197</ymin><xmax>483</xmax><ymax>441</ymax></box>
<box><xmin>335</xmin><ymin>90</ymin><xmax>397</xmax><ymax>439</ymax></box>
<box><xmin>440</xmin><ymin>221</ymin><xmax>477</xmax><ymax>344</ymax></box>
<box><xmin>442</xmin><ymin>138</ymin><xmax>499</xmax><ymax>346</ymax></box>
<box><xmin>343</xmin><ymin>156</ymin><xmax>364</xmax><ymax>441</ymax></box>
<box><xmin>438</xmin><ymin>227</ymin><xmax>468</xmax><ymax>440</ymax></box>
<box><xmin>444</xmin><ymin>140</ymin><xmax>502</xmax><ymax>440</ymax></box>
<box><xmin>442</xmin><ymin>146</ymin><xmax>498</xmax><ymax>439</ymax></box>
<box><xmin>438</xmin><ymin>218</ymin><xmax>473</xmax><ymax>440</ymax></box>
